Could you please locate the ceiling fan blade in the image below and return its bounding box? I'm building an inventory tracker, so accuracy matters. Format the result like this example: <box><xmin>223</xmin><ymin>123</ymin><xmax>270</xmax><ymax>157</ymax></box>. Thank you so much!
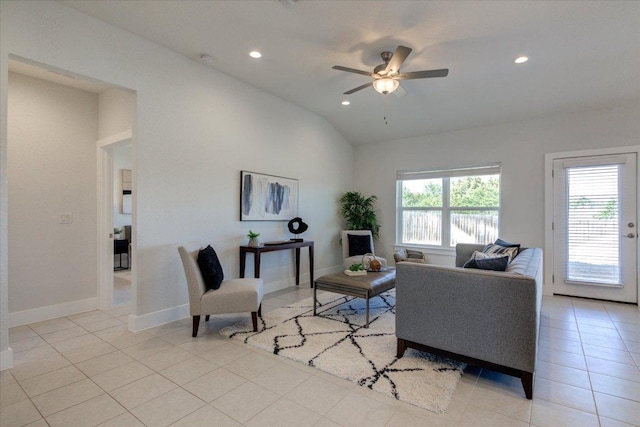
<box><xmin>332</xmin><ymin>65</ymin><xmax>374</xmax><ymax>77</ymax></box>
<box><xmin>392</xmin><ymin>83</ymin><xmax>407</xmax><ymax>97</ymax></box>
<box><xmin>396</xmin><ymin>68</ymin><xmax>449</xmax><ymax>80</ymax></box>
<box><xmin>344</xmin><ymin>82</ymin><xmax>373</xmax><ymax>95</ymax></box>
<box><xmin>384</xmin><ymin>45</ymin><xmax>412</xmax><ymax>75</ymax></box>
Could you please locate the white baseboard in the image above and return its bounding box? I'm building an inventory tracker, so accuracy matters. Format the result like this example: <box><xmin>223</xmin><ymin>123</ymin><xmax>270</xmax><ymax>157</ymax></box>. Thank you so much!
<box><xmin>128</xmin><ymin>266</ymin><xmax>343</xmax><ymax>332</ymax></box>
<box><xmin>9</xmin><ymin>298</ymin><xmax>98</xmax><ymax>327</ymax></box>
<box><xmin>0</xmin><ymin>348</ymin><xmax>14</xmax><ymax>371</ymax></box>
<box><xmin>128</xmin><ymin>303</ymin><xmax>190</xmax><ymax>332</ymax></box>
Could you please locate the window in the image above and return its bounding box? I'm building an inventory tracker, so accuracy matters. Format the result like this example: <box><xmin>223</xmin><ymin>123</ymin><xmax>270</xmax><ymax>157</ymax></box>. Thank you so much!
<box><xmin>396</xmin><ymin>165</ymin><xmax>501</xmax><ymax>248</ymax></box>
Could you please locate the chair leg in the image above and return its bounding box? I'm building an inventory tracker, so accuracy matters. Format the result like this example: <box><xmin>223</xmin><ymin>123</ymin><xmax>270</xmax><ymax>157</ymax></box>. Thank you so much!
<box><xmin>192</xmin><ymin>315</ymin><xmax>200</xmax><ymax>337</ymax></box>
<box><xmin>521</xmin><ymin>371</ymin><xmax>533</xmax><ymax>399</ymax></box>
<box><xmin>205</xmin><ymin>315</ymin><xmax>210</xmax><ymax>321</ymax></box>
<box><xmin>258</xmin><ymin>304</ymin><xmax>262</xmax><ymax>317</ymax></box>
<box><xmin>397</xmin><ymin>338</ymin><xmax>407</xmax><ymax>358</ymax></box>
<box><xmin>251</xmin><ymin>311</ymin><xmax>258</xmax><ymax>332</ymax></box>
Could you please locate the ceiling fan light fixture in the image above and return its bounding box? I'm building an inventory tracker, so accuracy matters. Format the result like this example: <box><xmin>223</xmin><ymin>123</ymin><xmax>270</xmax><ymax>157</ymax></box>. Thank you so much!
<box><xmin>373</xmin><ymin>77</ymin><xmax>399</xmax><ymax>95</ymax></box>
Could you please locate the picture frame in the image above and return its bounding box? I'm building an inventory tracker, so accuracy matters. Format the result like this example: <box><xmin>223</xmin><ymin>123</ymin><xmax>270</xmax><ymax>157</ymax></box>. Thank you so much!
<box><xmin>240</xmin><ymin>171</ymin><xmax>298</xmax><ymax>221</ymax></box>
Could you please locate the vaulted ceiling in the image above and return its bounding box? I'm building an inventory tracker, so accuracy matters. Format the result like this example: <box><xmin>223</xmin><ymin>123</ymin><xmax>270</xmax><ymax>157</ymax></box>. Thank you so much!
<box><xmin>60</xmin><ymin>0</ymin><xmax>640</xmax><ymax>145</ymax></box>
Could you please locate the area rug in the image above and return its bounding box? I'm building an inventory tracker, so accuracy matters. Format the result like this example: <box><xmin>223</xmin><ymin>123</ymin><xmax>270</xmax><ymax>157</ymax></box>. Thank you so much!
<box><xmin>220</xmin><ymin>289</ymin><xmax>464</xmax><ymax>413</ymax></box>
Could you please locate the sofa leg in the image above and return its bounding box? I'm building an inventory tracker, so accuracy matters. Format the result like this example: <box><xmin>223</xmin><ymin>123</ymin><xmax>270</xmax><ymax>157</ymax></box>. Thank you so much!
<box><xmin>521</xmin><ymin>372</ymin><xmax>533</xmax><ymax>399</ymax></box>
<box><xmin>192</xmin><ymin>316</ymin><xmax>200</xmax><ymax>337</ymax></box>
<box><xmin>258</xmin><ymin>304</ymin><xmax>262</xmax><ymax>317</ymax></box>
<box><xmin>251</xmin><ymin>311</ymin><xmax>258</xmax><ymax>332</ymax></box>
<box><xmin>205</xmin><ymin>315</ymin><xmax>210</xmax><ymax>321</ymax></box>
<box><xmin>397</xmin><ymin>338</ymin><xmax>407</xmax><ymax>358</ymax></box>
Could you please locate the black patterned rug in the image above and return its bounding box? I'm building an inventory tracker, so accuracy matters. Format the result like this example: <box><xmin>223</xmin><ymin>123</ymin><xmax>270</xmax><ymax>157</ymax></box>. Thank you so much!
<box><xmin>220</xmin><ymin>289</ymin><xmax>464</xmax><ymax>413</ymax></box>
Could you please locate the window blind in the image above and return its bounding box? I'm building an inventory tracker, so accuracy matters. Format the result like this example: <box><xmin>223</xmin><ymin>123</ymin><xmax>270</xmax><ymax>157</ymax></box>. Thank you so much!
<box><xmin>566</xmin><ymin>164</ymin><xmax>621</xmax><ymax>285</ymax></box>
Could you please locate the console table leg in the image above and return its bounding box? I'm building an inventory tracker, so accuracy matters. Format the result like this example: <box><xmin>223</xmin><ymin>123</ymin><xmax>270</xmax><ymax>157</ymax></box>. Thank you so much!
<box><xmin>295</xmin><ymin>248</ymin><xmax>301</xmax><ymax>286</ymax></box>
<box><xmin>254</xmin><ymin>253</ymin><xmax>261</xmax><ymax>278</ymax></box>
<box><xmin>309</xmin><ymin>244</ymin><xmax>314</xmax><ymax>288</ymax></box>
<box><xmin>239</xmin><ymin>249</ymin><xmax>246</xmax><ymax>279</ymax></box>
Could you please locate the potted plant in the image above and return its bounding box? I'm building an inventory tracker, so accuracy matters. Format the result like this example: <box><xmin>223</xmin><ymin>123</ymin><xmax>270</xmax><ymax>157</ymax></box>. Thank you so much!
<box><xmin>114</xmin><ymin>227</ymin><xmax>122</xmax><ymax>239</ymax></box>
<box><xmin>247</xmin><ymin>230</ymin><xmax>261</xmax><ymax>247</ymax></box>
<box><xmin>339</xmin><ymin>191</ymin><xmax>380</xmax><ymax>239</ymax></box>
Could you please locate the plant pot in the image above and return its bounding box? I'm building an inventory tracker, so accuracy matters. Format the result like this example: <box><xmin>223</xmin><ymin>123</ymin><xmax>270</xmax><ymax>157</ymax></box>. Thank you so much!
<box><xmin>248</xmin><ymin>237</ymin><xmax>260</xmax><ymax>247</ymax></box>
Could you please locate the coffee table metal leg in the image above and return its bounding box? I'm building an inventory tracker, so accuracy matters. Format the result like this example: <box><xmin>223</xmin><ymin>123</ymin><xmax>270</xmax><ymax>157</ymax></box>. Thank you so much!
<box><xmin>365</xmin><ymin>291</ymin><xmax>370</xmax><ymax>328</ymax></box>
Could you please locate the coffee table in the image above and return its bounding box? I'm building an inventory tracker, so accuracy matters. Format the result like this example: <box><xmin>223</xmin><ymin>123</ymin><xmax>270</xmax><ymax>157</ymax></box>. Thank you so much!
<box><xmin>313</xmin><ymin>268</ymin><xmax>396</xmax><ymax>328</ymax></box>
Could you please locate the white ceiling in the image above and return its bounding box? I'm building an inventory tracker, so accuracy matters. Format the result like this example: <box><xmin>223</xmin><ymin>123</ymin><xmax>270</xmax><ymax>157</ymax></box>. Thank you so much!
<box><xmin>58</xmin><ymin>0</ymin><xmax>640</xmax><ymax>145</ymax></box>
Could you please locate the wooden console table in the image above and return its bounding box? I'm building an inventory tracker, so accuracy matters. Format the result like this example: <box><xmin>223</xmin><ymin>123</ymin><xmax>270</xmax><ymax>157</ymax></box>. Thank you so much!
<box><xmin>239</xmin><ymin>241</ymin><xmax>314</xmax><ymax>287</ymax></box>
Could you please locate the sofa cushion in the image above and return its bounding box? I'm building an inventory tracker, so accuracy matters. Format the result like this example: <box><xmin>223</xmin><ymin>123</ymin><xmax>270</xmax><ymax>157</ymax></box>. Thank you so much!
<box><xmin>197</xmin><ymin>245</ymin><xmax>224</xmax><ymax>291</ymax></box>
<box><xmin>506</xmin><ymin>248</ymin><xmax>534</xmax><ymax>275</ymax></box>
<box><xmin>348</xmin><ymin>234</ymin><xmax>372</xmax><ymax>257</ymax></box>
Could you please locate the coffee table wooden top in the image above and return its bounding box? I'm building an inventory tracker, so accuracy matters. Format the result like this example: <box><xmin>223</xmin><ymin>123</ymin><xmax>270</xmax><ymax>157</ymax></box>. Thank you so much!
<box><xmin>315</xmin><ymin>268</ymin><xmax>395</xmax><ymax>292</ymax></box>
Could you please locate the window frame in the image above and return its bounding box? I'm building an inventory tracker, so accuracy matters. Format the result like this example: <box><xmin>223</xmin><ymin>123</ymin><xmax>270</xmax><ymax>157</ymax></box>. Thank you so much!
<box><xmin>396</xmin><ymin>164</ymin><xmax>502</xmax><ymax>249</ymax></box>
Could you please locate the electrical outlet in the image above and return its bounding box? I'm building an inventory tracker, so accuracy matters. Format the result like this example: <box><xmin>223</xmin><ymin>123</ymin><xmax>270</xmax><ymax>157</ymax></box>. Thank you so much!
<box><xmin>59</xmin><ymin>212</ymin><xmax>73</xmax><ymax>224</ymax></box>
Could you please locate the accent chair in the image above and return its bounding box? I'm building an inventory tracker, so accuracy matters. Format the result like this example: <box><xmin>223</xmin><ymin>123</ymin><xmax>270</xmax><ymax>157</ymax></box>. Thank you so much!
<box><xmin>178</xmin><ymin>242</ymin><xmax>264</xmax><ymax>337</ymax></box>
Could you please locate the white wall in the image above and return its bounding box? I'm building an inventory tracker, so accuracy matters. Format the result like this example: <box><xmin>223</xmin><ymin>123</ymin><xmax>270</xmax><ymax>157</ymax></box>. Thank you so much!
<box><xmin>354</xmin><ymin>103</ymin><xmax>640</xmax><ymax>277</ymax></box>
<box><xmin>98</xmin><ymin>88</ymin><xmax>135</xmax><ymax>140</ymax></box>
<box><xmin>8</xmin><ymin>72</ymin><xmax>98</xmax><ymax>313</ymax></box>
<box><xmin>0</xmin><ymin>0</ymin><xmax>353</xmax><ymax>358</ymax></box>
<box><xmin>113</xmin><ymin>145</ymin><xmax>132</xmax><ymax>230</ymax></box>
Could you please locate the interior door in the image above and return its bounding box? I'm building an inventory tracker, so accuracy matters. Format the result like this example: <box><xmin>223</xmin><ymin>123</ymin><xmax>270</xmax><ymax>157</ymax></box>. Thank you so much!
<box><xmin>553</xmin><ymin>153</ymin><xmax>638</xmax><ymax>303</ymax></box>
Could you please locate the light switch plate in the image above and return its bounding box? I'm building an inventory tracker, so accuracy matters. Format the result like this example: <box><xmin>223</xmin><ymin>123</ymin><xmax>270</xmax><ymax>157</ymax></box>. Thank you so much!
<box><xmin>59</xmin><ymin>212</ymin><xmax>73</xmax><ymax>224</ymax></box>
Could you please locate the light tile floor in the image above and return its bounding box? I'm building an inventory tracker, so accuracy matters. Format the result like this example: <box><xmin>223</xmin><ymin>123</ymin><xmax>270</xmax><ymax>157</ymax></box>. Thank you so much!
<box><xmin>2</xmin><ymin>287</ymin><xmax>639</xmax><ymax>426</ymax></box>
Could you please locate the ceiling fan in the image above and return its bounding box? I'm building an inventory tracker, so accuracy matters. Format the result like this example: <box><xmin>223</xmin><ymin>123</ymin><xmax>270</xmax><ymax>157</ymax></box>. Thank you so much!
<box><xmin>332</xmin><ymin>45</ymin><xmax>448</xmax><ymax>95</ymax></box>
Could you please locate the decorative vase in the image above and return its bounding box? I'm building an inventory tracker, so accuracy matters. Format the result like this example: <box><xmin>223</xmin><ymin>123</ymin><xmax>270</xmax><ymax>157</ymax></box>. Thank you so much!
<box><xmin>248</xmin><ymin>237</ymin><xmax>260</xmax><ymax>247</ymax></box>
<box><xmin>362</xmin><ymin>253</ymin><xmax>382</xmax><ymax>271</ymax></box>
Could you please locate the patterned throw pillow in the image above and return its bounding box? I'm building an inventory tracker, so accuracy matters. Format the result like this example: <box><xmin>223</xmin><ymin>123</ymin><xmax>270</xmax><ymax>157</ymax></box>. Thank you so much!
<box><xmin>483</xmin><ymin>241</ymin><xmax>519</xmax><ymax>264</ymax></box>
<box><xmin>494</xmin><ymin>239</ymin><xmax>521</xmax><ymax>254</ymax></box>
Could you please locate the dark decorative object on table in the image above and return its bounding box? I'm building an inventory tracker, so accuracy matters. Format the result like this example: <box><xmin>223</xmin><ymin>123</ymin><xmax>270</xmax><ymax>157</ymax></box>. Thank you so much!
<box><xmin>288</xmin><ymin>217</ymin><xmax>308</xmax><ymax>242</ymax></box>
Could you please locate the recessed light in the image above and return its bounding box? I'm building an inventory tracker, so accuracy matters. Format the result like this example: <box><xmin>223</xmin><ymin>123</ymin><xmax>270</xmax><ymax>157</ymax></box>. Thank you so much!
<box><xmin>249</xmin><ymin>51</ymin><xmax>262</xmax><ymax>59</ymax></box>
<box><xmin>341</xmin><ymin>101</ymin><xmax>350</xmax><ymax>106</ymax></box>
<box><xmin>515</xmin><ymin>56</ymin><xmax>528</xmax><ymax>64</ymax></box>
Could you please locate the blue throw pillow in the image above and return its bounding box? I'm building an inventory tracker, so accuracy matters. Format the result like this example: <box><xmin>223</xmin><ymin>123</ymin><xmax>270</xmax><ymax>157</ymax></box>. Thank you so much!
<box><xmin>463</xmin><ymin>255</ymin><xmax>510</xmax><ymax>271</ymax></box>
<box><xmin>197</xmin><ymin>245</ymin><xmax>224</xmax><ymax>291</ymax></box>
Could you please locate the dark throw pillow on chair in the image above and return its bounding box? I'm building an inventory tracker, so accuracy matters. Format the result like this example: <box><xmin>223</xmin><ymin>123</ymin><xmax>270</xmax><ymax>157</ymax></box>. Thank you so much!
<box><xmin>197</xmin><ymin>245</ymin><xmax>224</xmax><ymax>291</ymax></box>
<box><xmin>348</xmin><ymin>234</ymin><xmax>372</xmax><ymax>257</ymax></box>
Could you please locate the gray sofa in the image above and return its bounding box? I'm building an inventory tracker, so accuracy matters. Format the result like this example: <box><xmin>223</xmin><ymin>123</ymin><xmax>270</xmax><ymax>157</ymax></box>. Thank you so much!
<box><xmin>395</xmin><ymin>243</ymin><xmax>543</xmax><ymax>399</ymax></box>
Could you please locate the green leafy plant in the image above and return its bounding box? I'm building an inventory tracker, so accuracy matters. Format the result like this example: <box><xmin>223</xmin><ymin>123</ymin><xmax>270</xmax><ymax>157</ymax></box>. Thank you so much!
<box><xmin>349</xmin><ymin>263</ymin><xmax>365</xmax><ymax>272</ymax></box>
<box><xmin>247</xmin><ymin>230</ymin><xmax>260</xmax><ymax>239</ymax></box>
<box><xmin>339</xmin><ymin>191</ymin><xmax>380</xmax><ymax>239</ymax></box>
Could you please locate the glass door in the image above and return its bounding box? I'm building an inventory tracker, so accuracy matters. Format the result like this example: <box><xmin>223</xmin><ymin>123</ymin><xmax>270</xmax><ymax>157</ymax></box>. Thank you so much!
<box><xmin>553</xmin><ymin>153</ymin><xmax>637</xmax><ymax>303</ymax></box>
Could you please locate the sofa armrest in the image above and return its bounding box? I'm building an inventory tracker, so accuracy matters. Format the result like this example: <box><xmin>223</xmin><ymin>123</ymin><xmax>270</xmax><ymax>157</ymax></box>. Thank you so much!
<box><xmin>395</xmin><ymin>262</ymin><xmax>540</xmax><ymax>373</ymax></box>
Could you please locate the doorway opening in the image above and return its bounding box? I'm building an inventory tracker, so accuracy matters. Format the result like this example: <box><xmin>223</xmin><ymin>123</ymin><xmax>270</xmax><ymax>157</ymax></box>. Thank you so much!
<box><xmin>7</xmin><ymin>56</ymin><xmax>136</xmax><ymax>327</ymax></box>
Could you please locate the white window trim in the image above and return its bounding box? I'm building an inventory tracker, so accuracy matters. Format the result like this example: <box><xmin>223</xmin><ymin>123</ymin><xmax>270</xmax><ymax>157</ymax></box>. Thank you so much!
<box><xmin>396</xmin><ymin>164</ymin><xmax>501</xmax><ymax>249</ymax></box>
